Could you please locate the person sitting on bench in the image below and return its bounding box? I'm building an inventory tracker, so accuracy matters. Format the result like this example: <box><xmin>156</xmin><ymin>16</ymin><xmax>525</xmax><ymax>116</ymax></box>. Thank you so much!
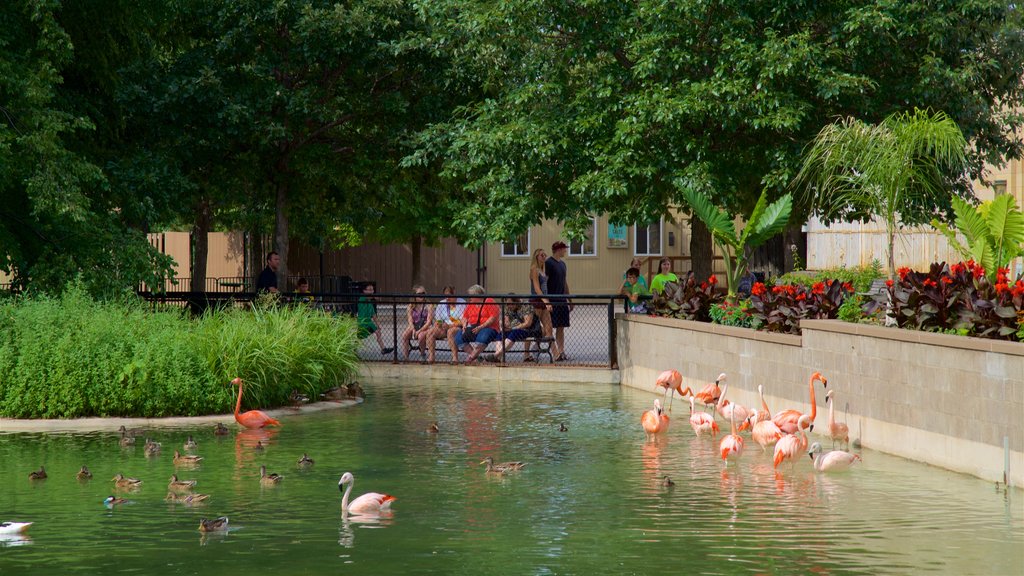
<box><xmin>487</xmin><ymin>296</ymin><xmax>540</xmax><ymax>362</ymax></box>
<box><xmin>448</xmin><ymin>285</ymin><xmax>499</xmax><ymax>364</ymax></box>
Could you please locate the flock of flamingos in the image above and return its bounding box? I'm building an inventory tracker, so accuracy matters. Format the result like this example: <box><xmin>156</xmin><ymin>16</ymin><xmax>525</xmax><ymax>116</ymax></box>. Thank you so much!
<box><xmin>0</xmin><ymin>377</ymin><xmax>395</xmax><ymax>538</ymax></box>
<box><xmin>641</xmin><ymin>370</ymin><xmax>862</xmax><ymax>472</ymax></box>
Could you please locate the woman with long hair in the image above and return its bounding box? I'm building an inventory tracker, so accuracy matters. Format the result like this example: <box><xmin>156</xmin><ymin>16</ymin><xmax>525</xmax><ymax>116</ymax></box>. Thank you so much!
<box><xmin>527</xmin><ymin>248</ymin><xmax>553</xmax><ymax>362</ymax></box>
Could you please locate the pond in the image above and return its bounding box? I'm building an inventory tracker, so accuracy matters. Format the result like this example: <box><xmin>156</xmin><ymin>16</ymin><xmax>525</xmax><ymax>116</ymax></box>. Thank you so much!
<box><xmin>1</xmin><ymin>378</ymin><xmax>1021</xmax><ymax>575</ymax></box>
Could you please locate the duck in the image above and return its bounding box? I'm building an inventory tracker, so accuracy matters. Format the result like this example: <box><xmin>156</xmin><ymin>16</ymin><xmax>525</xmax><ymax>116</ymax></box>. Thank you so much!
<box><xmin>297</xmin><ymin>453</ymin><xmax>315</xmax><ymax>467</ymax></box>
<box><xmin>321</xmin><ymin>386</ymin><xmax>346</xmax><ymax>401</ymax></box>
<box><xmin>0</xmin><ymin>522</ymin><xmax>32</xmax><ymax>534</ymax></box>
<box><xmin>346</xmin><ymin>382</ymin><xmax>365</xmax><ymax>399</ymax></box>
<box><xmin>214</xmin><ymin>423</ymin><xmax>231</xmax><ymax>436</ymax></box>
<box><xmin>173</xmin><ymin>450</ymin><xmax>203</xmax><ymax>466</ymax></box>
<box><xmin>427</xmin><ymin>422</ymin><xmax>439</xmax><ymax>434</ymax></box>
<box><xmin>28</xmin><ymin>466</ymin><xmax>47</xmax><ymax>480</ymax></box>
<box><xmin>479</xmin><ymin>456</ymin><xmax>526</xmax><ymax>474</ymax></box>
<box><xmin>184</xmin><ymin>435</ymin><xmax>197</xmax><ymax>451</ymax></box>
<box><xmin>254</xmin><ymin>441</ymin><xmax>265</xmax><ymax>452</ymax></box>
<box><xmin>103</xmin><ymin>496</ymin><xmax>129</xmax><ymax>507</ymax></box>
<box><xmin>119</xmin><ymin>429</ymin><xmax>136</xmax><ymax>447</ymax></box>
<box><xmin>559</xmin><ymin>422</ymin><xmax>568</xmax><ymax>432</ymax></box>
<box><xmin>144</xmin><ymin>438</ymin><xmax>162</xmax><ymax>456</ymax></box>
<box><xmin>168</xmin><ymin>474</ymin><xmax>197</xmax><ymax>492</ymax></box>
<box><xmin>662</xmin><ymin>475</ymin><xmax>675</xmax><ymax>488</ymax></box>
<box><xmin>289</xmin><ymin>389</ymin><xmax>310</xmax><ymax>406</ymax></box>
<box><xmin>112</xmin><ymin>473</ymin><xmax>143</xmax><ymax>490</ymax></box>
<box><xmin>118</xmin><ymin>425</ymin><xmax>144</xmax><ymax>436</ymax></box>
<box><xmin>76</xmin><ymin>466</ymin><xmax>93</xmax><ymax>481</ymax></box>
<box><xmin>198</xmin><ymin>517</ymin><xmax>229</xmax><ymax>532</ymax></box>
<box><xmin>259</xmin><ymin>465</ymin><xmax>283</xmax><ymax>486</ymax></box>
<box><xmin>166</xmin><ymin>492</ymin><xmax>210</xmax><ymax>504</ymax></box>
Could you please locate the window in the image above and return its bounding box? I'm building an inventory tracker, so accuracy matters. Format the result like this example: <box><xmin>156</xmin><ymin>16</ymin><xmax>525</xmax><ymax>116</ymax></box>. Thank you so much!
<box><xmin>993</xmin><ymin>180</ymin><xmax>1007</xmax><ymax>196</ymax></box>
<box><xmin>634</xmin><ymin>220</ymin><xmax>662</xmax><ymax>256</ymax></box>
<box><xmin>568</xmin><ymin>217</ymin><xmax>597</xmax><ymax>256</ymax></box>
<box><xmin>501</xmin><ymin>231</ymin><xmax>530</xmax><ymax>257</ymax></box>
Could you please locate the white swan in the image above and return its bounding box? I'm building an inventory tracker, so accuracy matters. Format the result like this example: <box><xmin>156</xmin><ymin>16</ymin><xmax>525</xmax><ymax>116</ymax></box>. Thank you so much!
<box><xmin>0</xmin><ymin>522</ymin><xmax>31</xmax><ymax>535</ymax></box>
<box><xmin>338</xmin><ymin>472</ymin><xmax>396</xmax><ymax>515</ymax></box>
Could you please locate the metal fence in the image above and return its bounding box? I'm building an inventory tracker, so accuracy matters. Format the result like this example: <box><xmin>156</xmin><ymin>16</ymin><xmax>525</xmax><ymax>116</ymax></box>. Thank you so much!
<box><xmin>142</xmin><ymin>275</ymin><xmax>361</xmax><ymax>294</ymax></box>
<box><xmin>135</xmin><ymin>290</ymin><xmax>625</xmax><ymax>369</ymax></box>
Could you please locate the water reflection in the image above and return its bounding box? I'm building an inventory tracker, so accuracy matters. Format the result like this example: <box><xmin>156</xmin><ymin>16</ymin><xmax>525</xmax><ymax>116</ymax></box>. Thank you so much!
<box><xmin>0</xmin><ymin>534</ymin><xmax>32</xmax><ymax>548</ymax></box>
<box><xmin>338</xmin><ymin>512</ymin><xmax>394</xmax><ymax>549</ymax></box>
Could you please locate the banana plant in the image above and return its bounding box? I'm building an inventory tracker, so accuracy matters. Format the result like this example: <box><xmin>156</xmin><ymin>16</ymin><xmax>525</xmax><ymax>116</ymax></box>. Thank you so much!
<box><xmin>678</xmin><ymin>187</ymin><xmax>793</xmax><ymax>299</ymax></box>
<box><xmin>932</xmin><ymin>194</ymin><xmax>1024</xmax><ymax>282</ymax></box>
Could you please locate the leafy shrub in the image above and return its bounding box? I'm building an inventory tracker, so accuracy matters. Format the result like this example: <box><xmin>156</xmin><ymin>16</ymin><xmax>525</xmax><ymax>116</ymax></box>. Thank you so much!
<box><xmin>837</xmin><ymin>294</ymin><xmax>865</xmax><ymax>323</ymax></box>
<box><xmin>651</xmin><ymin>275</ymin><xmax>724</xmax><ymax>322</ymax></box>
<box><xmin>775</xmin><ymin>260</ymin><xmax>884</xmax><ymax>293</ymax></box>
<box><xmin>0</xmin><ymin>286</ymin><xmax>360</xmax><ymax>418</ymax></box>
<box><xmin>709</xmin><ymin>300</ymin><xmax>757</xmax><ymax>328</ymax></box>
<box><xmin>868</xmin><ymin>261</ymin><xmax>1024</xmax><ymax>340</ymax></box>
<box><xmin>748</xmin><ymin>279</ymin><xmax>855</xmax><ymax>334</ymax></box>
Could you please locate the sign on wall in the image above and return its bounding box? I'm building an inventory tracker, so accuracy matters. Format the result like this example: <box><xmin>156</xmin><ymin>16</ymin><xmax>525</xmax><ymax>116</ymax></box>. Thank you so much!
<box><xmin>608</xmin><ymin>224</ymin><xmax>628</xmax><ymax>248</ymax></box>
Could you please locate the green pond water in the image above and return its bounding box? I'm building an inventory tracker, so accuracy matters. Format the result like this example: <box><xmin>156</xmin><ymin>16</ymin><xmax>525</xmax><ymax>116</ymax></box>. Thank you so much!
<box><xmin>0</xmin><ymin>379</ymin><xmax>1021</xmax><ymax>575</ymax></box>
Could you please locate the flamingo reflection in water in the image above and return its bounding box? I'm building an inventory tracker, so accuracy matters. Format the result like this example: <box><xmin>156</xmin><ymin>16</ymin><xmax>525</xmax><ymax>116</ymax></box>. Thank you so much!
<box><xmin>234</xmin><ymin>428</ymin><xmax>279</xmax><ymax>471</ymax></box>
<box><xmin>338</xmin><ymin>511</ymin><xmax>394</xmax><ymax>549</ymax></box>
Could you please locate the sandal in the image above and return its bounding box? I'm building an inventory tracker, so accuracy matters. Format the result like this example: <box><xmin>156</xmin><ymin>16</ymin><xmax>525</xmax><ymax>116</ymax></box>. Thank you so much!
<box><xmin>523</xmin><ymin>356</ymin><xmax>536</xmax><ymax>363</ymax></box>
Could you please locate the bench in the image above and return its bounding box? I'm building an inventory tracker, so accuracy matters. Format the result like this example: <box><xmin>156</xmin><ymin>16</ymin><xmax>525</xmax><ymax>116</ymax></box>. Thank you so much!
<box><xmin>407</xmin><ymin>335</ymin><xmax>556</xmax><ymax>363</ymax></box>
<box><xmin>859</xmin><ymin>278</ymin><xmax>888</xmax><ymax>299</ymax></box>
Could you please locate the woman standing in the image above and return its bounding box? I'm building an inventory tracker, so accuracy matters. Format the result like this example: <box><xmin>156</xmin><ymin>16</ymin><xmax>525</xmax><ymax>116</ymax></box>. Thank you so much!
<box><xmin>650</xmin><ymin>257</ymin><xmax>679</xmax><ymax>295</ymax></box>
<box><xmin>526</xmin><ymin>248</ymin><xmax>552</xmax><ymax>362</ymax></box>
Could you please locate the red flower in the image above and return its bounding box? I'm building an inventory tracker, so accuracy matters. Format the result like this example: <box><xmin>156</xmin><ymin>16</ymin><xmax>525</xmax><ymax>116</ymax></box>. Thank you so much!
<box><xmin>995</xmin><ymin>282</ymin><xmax>1009</xmax><ymax>295</ymax></box>
<box><xmin>885</xmin><ymin>279</ymin><xmax>894</xmax><ymax>288</ymax></box>
<box><xmin>811</xmin><ymin>282</ymin><xmax>825</xmax><ymax>295</ymax></box>
<box><xmin>772</xmin><ymin>285</ymin><xmax>784</xmax><ymax>295</ymax></box>
<box><xmin>708</xmin><ymin>275</ymin><xmax>718</xmax><ymax>285</ymax></box>
<box><xmin>898</xmin><ymin>267</ymin><xmax>911</xmax><ymax>281</ymax></box>
<box><xmin>700</xmin><ymin>282</ymin><xmax>708</xmax><ymax>290</ymax></box>
<box><xmin>940</xmin><ymin>276</ymin><xmax>953</xmax><ymax>285</ymax></box>
<box><xmin>951</xmin><ymin>262</ymin><xmax>965</xmax><ymax>276</ymax></box>
<box><xmin>796</xmin><ymin>293</ymin><xmax>806</xmax><ymax>301</ymax></box>
<box><xmin>922</xmin><ymin>278</ymin><xmax>937</xmax><ymax>288</ymax></box>
<box><xmin>751</xmin><ymin>282</ymin><xmax>767</xmax><ymax>297</ymax></box>
<box><xmin>842</xmin><ymin>282</ymin><xmax>854</xmax><ymax>292</ymax></box>
<box><xmin>997</xmin><ymin>268</ymin><xmax>1009</xmax><ymax>283</ymax></box>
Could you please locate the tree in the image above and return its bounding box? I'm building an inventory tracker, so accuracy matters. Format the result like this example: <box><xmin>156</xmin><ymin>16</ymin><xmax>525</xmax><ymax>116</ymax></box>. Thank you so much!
<box><xmin>932</xmin><ymin>195</ymin><xmax>1024</xmax><ymax>282</ymax></box>
<box><xmin>410</xmin><ymin>1</ymin><xmax>1024</xmax><ymax>270</ymax></box>
<box><xmin>795</xmin><ymin>109</ymin><xmax>969</xmax><ymax>279</ymax></box>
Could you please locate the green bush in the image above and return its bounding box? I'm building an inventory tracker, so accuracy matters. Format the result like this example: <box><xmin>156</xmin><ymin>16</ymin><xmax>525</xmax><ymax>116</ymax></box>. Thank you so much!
<box><xmin>0</xmin><ymin>286</ymin><xmax>360</xmax><ymax>418</ymax></box>
<box><xmin>775</xmin><ymin>260</ymin><xmax>884</xmax><ymax>293</ymax></box>
<box><xmin>709</xmin><ymin>300</ymin><xmax>756</xmax><ymax>328</ymax></box>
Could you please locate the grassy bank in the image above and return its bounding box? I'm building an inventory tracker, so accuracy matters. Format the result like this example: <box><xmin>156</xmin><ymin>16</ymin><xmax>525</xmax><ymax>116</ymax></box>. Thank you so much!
<box><xmin>0</xmin><ymin>288</ymin><xmax>359</xmax><ymax>418</ymax></box>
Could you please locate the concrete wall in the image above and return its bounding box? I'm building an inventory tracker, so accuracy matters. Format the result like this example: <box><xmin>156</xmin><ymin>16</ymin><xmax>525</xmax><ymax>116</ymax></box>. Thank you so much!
<box><xmin>617</xmin><ymin>315</ymin><xmax>1024</xmax><ymax>486</ymax></box>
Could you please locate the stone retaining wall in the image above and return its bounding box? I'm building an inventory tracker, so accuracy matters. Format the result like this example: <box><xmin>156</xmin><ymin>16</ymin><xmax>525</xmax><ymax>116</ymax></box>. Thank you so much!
<box><xmin>617</xmin><ymin>315</ymin><xmax>1024</xmax><ymax>486</ymax></box>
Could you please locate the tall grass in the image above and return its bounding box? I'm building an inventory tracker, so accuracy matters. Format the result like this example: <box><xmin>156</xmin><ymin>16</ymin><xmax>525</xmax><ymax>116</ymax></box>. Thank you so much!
<box><xmin>0</xmin><ymin>286</ymin><xmax>359</xmax><ymax>418</ymax></box>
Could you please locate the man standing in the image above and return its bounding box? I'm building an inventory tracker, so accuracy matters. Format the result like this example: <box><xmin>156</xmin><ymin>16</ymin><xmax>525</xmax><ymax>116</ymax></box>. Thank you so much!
<box><xmin>545</xmin><ymin>241</ymin><xmax>572</xmax><ymax>361</ymax></box>
<box><xmin>256</xmin><ymin>251</ymin><xmax>280</xmax><ymax>293</ymax></box>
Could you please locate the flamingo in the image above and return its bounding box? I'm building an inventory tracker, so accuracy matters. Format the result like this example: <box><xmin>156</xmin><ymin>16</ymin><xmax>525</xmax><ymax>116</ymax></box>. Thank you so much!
<box><xmin>773</xmin><ymin>414</ymin><xmax>811</xmax><ymax>468</ymax></box>
<box><xmin>719</xmin><ymin>403</ymin><xmax>745</xmax><ymax>461</ymax></box>
<box><xmin>641</xmin><ymin>399</ymin><xmax>671</xmax><ymax>439</ymax></box>
<box><xmin>772</xmin><ymin>372</ymin><xmax>827</xmax><ymax>434</ymax></box>
<box><xmin>231</xmin><ymin>377</ymin><xmax>282</xmax><ymax>429</ymax></box>
<box><xmin>338</xmin><ymin>472</ymin><xmax>396</xmax><ymax>515</ymax></box>
<box><xmin>808</xmin><ymin>442</ymin><xmax>861</xmax><ymax>472</ymax></box>
<box><xmin>740</xmin><ymin>384</ymin><xmax>773</xmax><ymax>431</ymax></box>
<box><xmin>688</xmin><ymin>395</ymin><xmax>719</xmax><ymax>436</ymax></box>
<box><xmin>0</xmin><ymin>522</ymin><xmax>31</xmax><ymax>535</ymax></box>
<box><xmin>654</xmin><ymin>369</ymin><xmax>683</xmax><ymax>411</ymax></box>
<box><xmin>748</xmin><ymin>409</ymin><xmax>784</xmax><ymax>451</ymax></box>
<box><xmin>825</xmin><ymin>390</ymin><xmax>850</xmax><ymax>450</ymax></box>
<box><xmin>716</xmin><ymin>379</ymin><xmax>751</xmax><ymax>429</ymax></box>
<box><xmin>694</xmin><ymin>373</ymin><xmax>725</xmax><ymax>413</ymax></box>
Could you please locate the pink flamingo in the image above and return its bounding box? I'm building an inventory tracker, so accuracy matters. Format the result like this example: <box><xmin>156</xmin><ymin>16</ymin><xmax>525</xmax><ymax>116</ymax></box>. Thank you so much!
<box><xmin>741</xmin><ymin>384</ymin><xmax>773</xmax><ymax>431</ymax></box>
<box><xmin>719</xmin><ymin>403</ymin><xmax>744</xmax><ymax>461</ymax></box>
<box><xmin>825</xmin><ymin>390</ymin><xmax>850</xmax><ymax>450</ymax></box>
<box><xmin>641</xmin><ymin>399</ymin><xmax>670</xmax><ymax>440</ymax></box>
<box><xmin>338</xmin><ymin>472</ymin><xmax>396</xmax><ymax>515</ymax></box>
<box><xmin>808</xmin><ymin>442</ymin><xmax>861</xmax><ymax>472</ymax></box>
<box><xmin>748</xmin><ymin>409</ymin><xmax>784</xmax><ymax>451</ymax></box>
<box><xmin>694</xmin><ymin>373</ymin><xmax>725</xmax><ymax>414</ymax></box>
<box><xmin>654</xmin><ymin>370</ymin><xmax>683</xmax><ymax>411</ymax></box>
<box><xmin>773</xmin><ymin>414</ymin><xmax>811</xmax><ymax>468</ymax></box>
<box><xmin>716</xmin><ymin>378</ymin><xmax>751</xmax><ymax>428</ymax></box>
<box><xmin>688</xmin><ymin>395</ymin><xmax>719</xmax><ymax>436</ymax></box>
<box><xmin>772</xmin><ymin>372</ymin><xmax>826</xmax><ymax>434</ymax></box>
<box><xmin>231</xmin><ymin>377</ymin><xmax>281</xmax><ymax>429</ymax></box>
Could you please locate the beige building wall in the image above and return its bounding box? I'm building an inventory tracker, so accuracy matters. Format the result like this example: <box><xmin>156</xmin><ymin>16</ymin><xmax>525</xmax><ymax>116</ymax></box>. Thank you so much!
<box><xmin>617</xmin><ymin>314</ymin><xmax>1024</xmax><ymax>486</ymax></box>
<box><xmin>484</xmin><ymin>213</ymin><xmax>726</xmax><ymax>295</ymax></box>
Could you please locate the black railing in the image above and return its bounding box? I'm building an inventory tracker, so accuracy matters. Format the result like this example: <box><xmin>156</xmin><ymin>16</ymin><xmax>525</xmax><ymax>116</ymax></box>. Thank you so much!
<box><xmin>141</xmin><ymin>275</ymin><xmax>361</xmax><ymax>294</ymax></box>
<box><xmin>135</xmin><ymin>290</ymin><xmax>625</xmax><ymax>369</ymax></box>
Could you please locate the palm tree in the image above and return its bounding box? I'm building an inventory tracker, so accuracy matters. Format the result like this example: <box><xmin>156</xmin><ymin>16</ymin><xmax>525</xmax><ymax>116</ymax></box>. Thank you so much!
<box><xmin>932</xmin><ymin>194</ymin><xmax>1024</xmax><ymax>282</ymax></box>
<box><xmin>795</xmin><ymin>109</ymin><xmax>968</xmax><ymax>279</ymax></box>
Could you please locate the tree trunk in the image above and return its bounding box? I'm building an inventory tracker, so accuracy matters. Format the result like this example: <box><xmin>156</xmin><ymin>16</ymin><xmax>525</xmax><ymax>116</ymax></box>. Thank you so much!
<box><xmin>410</xmin><ymin>235</ymin><xmax>422</xmax><ymax>287</ymax></box>
<box><xmin>249</xmin><ymin>231</ymin><xmax>263</xmax><ymax>288</ymax></box>
<box><xmin>275</xmin><ymin>181</ymin><xmax>289</xmax><ymax>291</ymax></box>
<box><xmin>690</xmin><ymin>217</ymin><xmax>713</xmax><ymax>281</ymax></box>
<box><xmin>190</xmin><ymin>196</ymin><xmax>211</xmax><ymax>293</ymax></box>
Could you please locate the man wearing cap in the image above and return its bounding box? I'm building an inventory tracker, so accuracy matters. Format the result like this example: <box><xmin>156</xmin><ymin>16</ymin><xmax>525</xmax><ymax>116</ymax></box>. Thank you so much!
<box><xmin>545</xmin><ymin>241</ymin><xmax>572</xmax><ymax>361</ymax></box>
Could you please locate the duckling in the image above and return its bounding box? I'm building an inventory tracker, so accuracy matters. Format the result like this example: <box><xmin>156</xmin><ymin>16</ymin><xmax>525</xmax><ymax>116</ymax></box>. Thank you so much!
<box><xmin>213</xmin><ymin>423</ymin><xmax>230</xmax><ymax>436</ymax></box>
<box><xmin>559</xmin><ymin>422</ymin><xmax>568</xmax><ymax>432</ymax></box>
<box><xmin>173</xmin><ymin>450</ymin><xmax>203</xmax><ymax>466</ymax></box>
<box><xmin>297</xmin><ymin>453</ymin><xmax>315</xmax><ymax>467</ymax></box>
<box><xmin>289</xmin><ymin>389</ymin><xmax>310</xmax><ymax>406</ymax></box>
<box><xmin>166</xmin><ymin>492</ymin><xmax>210</xmax><ymax>504</ymax></box>
<box><xmin>119</xmin><ymin>429</ymin><xmax>136</xmax><ymax>447</ymax></box>
<box><xmin>479</xmin><ymin>456</ymin><xmax>526</xmax><ymax>474</ymax></box>
<box><xmin>254</xmin><ymin>441</ymin><xmax>265</xmax><ymax>452</ymax></box>
<box><xmin>662</xmin><ymin>475</ymin><xmax>675</xmax><ymax>488</ymax></box>
<box><xmin>321</xmin><ymin>386</ymin><xmax>345</xmax><ymax>401</ymax></box>
<box><xmin>112</xmin><ymin>473</ymin><xmax>143</xmax><ymax>490</ymax></box>
<box><xmin>427</xmin><ymin>422</ymin><xmax>439</xmax><ymax>434</ymax></box>
<box><xmin>168</xmin><ymin>474</ymin><xmax>197</xmax><ymax>492</ymax></box>
<box><xmin>28</xmin><ymin>466</ymin><xmax>47</xmax><ymax>480</ymax></box>
<box><xmin>144</xmin><ymin>438</ymin><xmax>162</xmax><ymax>456</ymax></box>
<box><xmin>259</xmin><ymin>465</ymin><xmax>283</xmax><ymax>486</ymax></box>
<box><xmin>198</xmin><ymin>517</ymin><xmax>229</xmax><ymax>532</ymax></box>
<box><xmin>103</xmin><ymin>496</ymin><xmax>129</xmax><ymax>507</ymax></box>
<box><xmin>184</xmin><ymin>435</ymin><xmax>197</xmax><ymax>451</ymax></box>
<box><xmin>76</xmin><ymin>465</ymin><xmax>93</xmax><ymax>481</ymax></box>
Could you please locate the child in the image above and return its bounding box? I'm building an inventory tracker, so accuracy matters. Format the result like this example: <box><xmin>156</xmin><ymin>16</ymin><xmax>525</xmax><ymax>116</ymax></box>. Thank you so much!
<box><xmin>621</xmin><ymin>267</ymin><xmax>650</xmax><ymax>313</ymax></box>
<box><xmin>357</xmin><ymin>283</ymin><xmax>394</xmax><ymax>354</ymax></box>
<box><xmin>295</xmin><ymin>278</ymin><xmax>314</xmax><ymax>305</ymax></box>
